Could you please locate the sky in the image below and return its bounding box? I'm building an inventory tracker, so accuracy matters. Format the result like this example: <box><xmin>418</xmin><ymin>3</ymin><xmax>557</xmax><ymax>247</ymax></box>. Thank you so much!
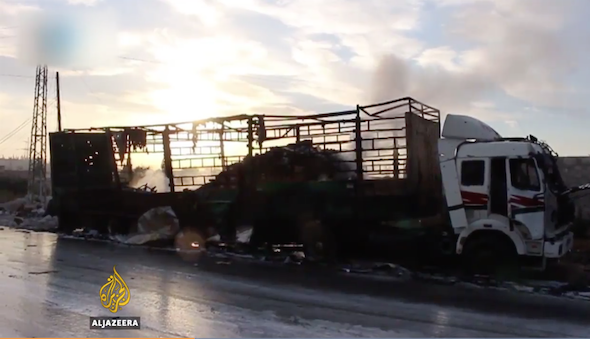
<box><xmin>0</xmin><ymin>0</ymin><xmax>589</xmax><ymax>159</ymax></box>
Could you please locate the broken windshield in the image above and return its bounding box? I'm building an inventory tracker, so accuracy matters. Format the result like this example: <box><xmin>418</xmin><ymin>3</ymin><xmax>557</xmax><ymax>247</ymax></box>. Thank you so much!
<box><xmin>533</xmin><ymin>152</ymin><xmax>567</xmax><ymax>195</ymax></box>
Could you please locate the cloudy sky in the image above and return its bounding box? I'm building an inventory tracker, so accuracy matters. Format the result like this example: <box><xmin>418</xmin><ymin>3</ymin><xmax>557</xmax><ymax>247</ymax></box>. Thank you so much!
<box><xmin>0</xmin><ymin>0</ymin><xmax>588</xmax><ymax>158</ymax></box>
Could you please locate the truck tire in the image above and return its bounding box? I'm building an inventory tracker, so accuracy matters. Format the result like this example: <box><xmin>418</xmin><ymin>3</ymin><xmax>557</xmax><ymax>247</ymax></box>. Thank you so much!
<box><xmin>462</xmin><ymin>232</ymin><xmax>518</xmax><ymax>276</ymax></box>
<box><xmin>300</xmin><ymin>218</ymin><xmax>338</xmax><ymax>262</ymax></box>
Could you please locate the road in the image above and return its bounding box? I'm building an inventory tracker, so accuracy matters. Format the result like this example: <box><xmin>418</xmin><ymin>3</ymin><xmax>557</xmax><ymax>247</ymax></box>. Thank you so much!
<box><xmin>0</xmin><ymin>227</ymin><xmax>589</xmax><ymax>338</ymax></box>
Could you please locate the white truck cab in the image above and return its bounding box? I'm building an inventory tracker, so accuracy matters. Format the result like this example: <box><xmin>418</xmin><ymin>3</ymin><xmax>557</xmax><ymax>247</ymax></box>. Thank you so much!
<box><xmin>439</xmin><ymin>114</ymin><xmax>575</xmax><ymax>270</ymax></box>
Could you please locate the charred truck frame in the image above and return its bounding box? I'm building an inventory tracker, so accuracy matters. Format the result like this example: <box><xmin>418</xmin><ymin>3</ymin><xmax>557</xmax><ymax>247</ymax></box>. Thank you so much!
<box><xmin>49</xmin><ymin>97</ymin><xmax>576</xmax><ymax>272</ymax></box>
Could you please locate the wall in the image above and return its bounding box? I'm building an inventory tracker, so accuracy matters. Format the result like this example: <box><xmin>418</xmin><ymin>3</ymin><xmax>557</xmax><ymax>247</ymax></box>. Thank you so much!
<box><xmin>0</xmin><ymin>158</ymin><xmax>28</xmax><ymax>171</ymax></box>
<box><xmin>558</xmin><ymin>157</ymin><xmax>590</xmax><ymax>219</ymax></box>
<box><xmin>0</xmin><ymin>158</ymin><xmax>51</xmax><ymax>177</ymax></box>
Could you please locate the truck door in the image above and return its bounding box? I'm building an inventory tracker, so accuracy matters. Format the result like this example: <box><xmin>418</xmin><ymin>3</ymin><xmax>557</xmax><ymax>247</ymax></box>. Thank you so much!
<box><xmin>508</xmin><ymin>158</ymin><xmax>545</xmax><ymax>240</ymax></box>
<box><xmin>489</xmin><ymin>157</ymin><xmax>508</xmax><ymax>216</ymax></box>
<box><xmin>458</xmin><ymin>158</ymin><xmax>489</xmax><ymax>222</ymax></box>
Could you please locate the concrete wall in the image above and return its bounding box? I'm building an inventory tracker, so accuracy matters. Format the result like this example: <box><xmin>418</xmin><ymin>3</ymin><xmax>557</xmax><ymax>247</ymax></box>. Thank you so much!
<box><xmin>0</xmin><ymin>158</ymin><xmax>28</xmax><ymax>171</ymax></box>
<box><xmin>0</xmin><ymin>158</ymin><xmax>51</xmax><ymax>178</ymax></box>
<box><xmin>558</xmin><ymin>157</ymin><xmax>590</xmax><ymax>219</ymax></box>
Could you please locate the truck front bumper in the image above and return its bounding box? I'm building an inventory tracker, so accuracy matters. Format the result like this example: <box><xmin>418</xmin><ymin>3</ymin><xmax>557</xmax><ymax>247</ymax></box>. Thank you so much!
<box><xmin>544</xmin><ymin>231</ymin><xmax>574</xmax><ymax>258</ymax></box>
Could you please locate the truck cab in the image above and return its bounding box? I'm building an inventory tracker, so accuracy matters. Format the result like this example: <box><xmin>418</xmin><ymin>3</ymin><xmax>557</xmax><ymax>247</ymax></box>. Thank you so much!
<box><xmin>439</xmin><ymin>115</ymin><xmax>574</xmax><ymax>270</ymax></box>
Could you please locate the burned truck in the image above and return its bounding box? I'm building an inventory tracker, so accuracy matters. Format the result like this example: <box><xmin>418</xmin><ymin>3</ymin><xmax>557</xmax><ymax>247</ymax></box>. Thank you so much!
<box><xmin>48</xmin><ymin>97</ymin><xmax>577</xmax><ymax>272</ymax></box>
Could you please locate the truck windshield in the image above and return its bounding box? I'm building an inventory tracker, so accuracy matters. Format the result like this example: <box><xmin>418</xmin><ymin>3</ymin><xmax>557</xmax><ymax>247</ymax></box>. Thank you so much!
<box><xmin>509</xmin><ymin>159</ymin><xmax>540</xmax><ymax>191</ymax></box>
<box><xmin>534</xmin><ymin>152</ymin><xmax>567</xmax><ymax>194</ymax></box>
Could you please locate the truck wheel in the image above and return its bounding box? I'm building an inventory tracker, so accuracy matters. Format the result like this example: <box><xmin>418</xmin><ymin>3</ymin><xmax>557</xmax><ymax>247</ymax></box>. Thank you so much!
<box><xmin>300</xmin><ymin>219</ymin><xmax>338</xmax><ymax>262</ymax></box>
<box><xmin>462</xmin><ymin>233</ymin><xmax>518</xmax><ymax>276</ymax></box>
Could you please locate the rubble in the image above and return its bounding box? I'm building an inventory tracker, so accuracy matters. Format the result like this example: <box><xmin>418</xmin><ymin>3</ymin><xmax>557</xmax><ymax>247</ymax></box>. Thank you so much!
<box><xmin>0</xmin><ymin>196</ymin><xmax>57</xmax><ymax>231</ymax></box>
<box><xmin>0</xmin><ymin>196</ymin><xmax>48</xmax><ymax>216</ymax></box>
<box><xmin>18</xmin><ymin>215</ymin><xmax>58</xmax><ymax>231</ymax></box>
<box><xmin>111</xmin><ymin>206</ymin><xmax>179</xmax><ymax>245</ymax></box>
<box><xmin>207</xmin><ymin>226</ymin><xmax>253</xmax><ymax>244</ymax></box>
<box><xmin>0</xmin><ymin>213</ymin><xmax>58</xmax><ymax>231</ymax></box>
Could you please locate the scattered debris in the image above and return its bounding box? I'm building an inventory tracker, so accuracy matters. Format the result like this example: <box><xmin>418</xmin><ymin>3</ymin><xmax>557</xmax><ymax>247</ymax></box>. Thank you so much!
<box><xmin>111</xmin><ymin>206</ymin><xmax>179</xmax><ymax>245</ymax></box>
<box><xmin>18</xmin><ymin>215</ymin><xmax>58</xmax><ymax>231</ymax></box>
<box><xmin>28</xmin><ymin>270</ymin><xmax>58</xmax><ymax>275</ymax></box>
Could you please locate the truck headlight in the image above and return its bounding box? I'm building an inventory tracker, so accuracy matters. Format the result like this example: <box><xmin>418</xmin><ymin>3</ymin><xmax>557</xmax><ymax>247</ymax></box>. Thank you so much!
<box><xmin>514</xmin><ymin>223</ymin><xmax>532</xmax><ymax>239</ymax></box>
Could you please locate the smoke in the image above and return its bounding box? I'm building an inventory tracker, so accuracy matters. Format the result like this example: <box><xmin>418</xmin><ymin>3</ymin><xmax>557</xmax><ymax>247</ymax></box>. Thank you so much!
<box><xmin>16</xmin><ymin>9</ymin><xmax>119</xmax><ymax>68</ymax></box>
<box><xmin>367</xmin><ymin>54</ymin><xmax>490</xmax><ymax>178</ymax></box>
<box><xmin>130</xmin><ymin>169</ymin><xmax>170</xmax><ymax>193</ymax></box>
<box><xmin>371</xmin><ymin>54</ymin><xmax>492</xmax><ymax>114</ymax></box>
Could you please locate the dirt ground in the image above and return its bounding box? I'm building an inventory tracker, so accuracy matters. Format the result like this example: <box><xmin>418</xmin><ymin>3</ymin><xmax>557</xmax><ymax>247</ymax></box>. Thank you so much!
<box><xmin>568</xmin><ymin>237</ymin><xmax>590</xmax><ymax>266</ymax></box>
<box><xmin>554</xmin><ymin>237</ymin><xmax>590</xmax><ymax>286</ymax></box>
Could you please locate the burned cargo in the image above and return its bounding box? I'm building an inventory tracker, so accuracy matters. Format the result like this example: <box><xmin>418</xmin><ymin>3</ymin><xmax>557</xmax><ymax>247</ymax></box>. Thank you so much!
<box><xmin>48</xmin><ymin>97</ymin><xmax>577</xmax><ymax>273</ymax></box>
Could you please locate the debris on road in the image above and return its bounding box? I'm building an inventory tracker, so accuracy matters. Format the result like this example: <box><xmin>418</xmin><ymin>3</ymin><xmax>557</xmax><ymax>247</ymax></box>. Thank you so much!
<box><xmin>111</xmin><ymin>206</ymin><xmax>179</xmax><ymax>245</ymax></box>
<box><xmin>28</xmin><ymin>270</ymin><xmax>58</xmax><ymax>275</ymax></box>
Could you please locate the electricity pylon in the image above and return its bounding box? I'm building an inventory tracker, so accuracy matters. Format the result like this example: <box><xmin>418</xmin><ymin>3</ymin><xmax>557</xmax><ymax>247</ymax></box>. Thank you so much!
<box><xmin>27</xmin><ymin>65</ymin><xmax>49</xmax><ymax>204</ymax></box>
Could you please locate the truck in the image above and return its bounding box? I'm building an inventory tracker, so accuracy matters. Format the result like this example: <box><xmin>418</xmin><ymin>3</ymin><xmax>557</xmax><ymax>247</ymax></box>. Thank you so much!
<box><xmin>436</xmin><ymin>114</ymin><xmax>575</xmax><ymax>271</ymax></box>
<box><xmin>47</xmin><ymin>97</ymin><xmax>577</xmax><ymax>273</ymax></box>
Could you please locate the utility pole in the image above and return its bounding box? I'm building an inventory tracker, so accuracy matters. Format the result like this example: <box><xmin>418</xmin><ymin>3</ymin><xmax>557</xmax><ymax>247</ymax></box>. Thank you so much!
<box><xmin>27</xmin><ymin>65</ymin><xmax>49</xmax><ymax>205</ymax></box>
<box><xmin>21</xmin><ymin>138</ymin><xmax>29</xmax><ymax>158</ymax></box>
<box><xmin>56</xmin><ymin>71</ymin><xmax>62</xmax><ymax>132</ymax></box>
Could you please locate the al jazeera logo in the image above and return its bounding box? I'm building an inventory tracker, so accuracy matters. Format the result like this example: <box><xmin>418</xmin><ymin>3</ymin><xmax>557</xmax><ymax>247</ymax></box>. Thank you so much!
<box><xmin>89</xmin><ymin>266</ymin><xmax>141</xmax><ymax>330</ymax></box>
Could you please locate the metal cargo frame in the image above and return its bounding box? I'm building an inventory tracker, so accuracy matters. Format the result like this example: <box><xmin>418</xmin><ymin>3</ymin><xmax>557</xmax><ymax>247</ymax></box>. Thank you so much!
<box><xmin>54</xmin><ymin>97</ymin><xmax>440</xmax><ymax>193</ymax></box>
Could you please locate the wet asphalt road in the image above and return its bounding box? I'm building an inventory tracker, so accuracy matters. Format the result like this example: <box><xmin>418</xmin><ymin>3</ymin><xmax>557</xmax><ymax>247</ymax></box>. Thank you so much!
<box><xmin>0</xmin><ymin>228</ymin><xmax>589</xmax><ymax>338</ymax></box>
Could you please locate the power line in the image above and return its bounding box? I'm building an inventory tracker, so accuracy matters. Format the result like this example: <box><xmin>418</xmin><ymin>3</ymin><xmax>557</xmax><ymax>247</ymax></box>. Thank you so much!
<box><xmin>0</xmin><ymin>73</ymin><xmax>36</xmax><ymax>79</ymax></box>
<box><xmin>0</xmin><ymin>121</ymin><xmax>31</xmax><ymax>145</ymax></box>
<box><xmin>0</xmin><ymin>56</ymin><xmax>157</xmax><ymax>79</ymax></box>
<box><xmin>0</xmin><ymin>97</ymin><xmax>56</xmax><ymax>150</ymax></box>
<box><xmin>0</xmin><ymin>118</ymin><xmax>32</xmax><ymax>146</ymax></box>
<box><xmin>0</xmin><ymin>54</ymin><xmax>309</xmax><ymax>94</ymax></box>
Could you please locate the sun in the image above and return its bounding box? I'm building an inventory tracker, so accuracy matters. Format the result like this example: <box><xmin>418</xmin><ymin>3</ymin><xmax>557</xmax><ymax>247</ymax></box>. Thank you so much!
<box><xmin>149</xmin><ymin>76</ymin><xmax>220</xmax><ymax>123</ymax></box>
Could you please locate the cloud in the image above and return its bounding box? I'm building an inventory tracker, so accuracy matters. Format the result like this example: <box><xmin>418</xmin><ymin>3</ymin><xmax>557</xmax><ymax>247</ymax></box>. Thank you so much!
<box><xmin>0</xmin><ymin>0</ymin><xmax>589</xmax><ymax>157</ymax></box>
<box><xmin>370</xmin><ymin>0</ymin><xmax>589</xmax><ymax>123</ymax></box>
<box><xmin>504</xmin><ymin>120</ymin><xmax>518</xmax><ymax>128</ymax></box>
<box><xmin>0</xmin><ymin>1</ymin><xmax>38</xmax><ymax>17</ymax></box>
<box><xmin>160</xmin><ymin>0</ymin><xmax>224</xmax><ymax>27</ymax></box>
<box><xmin>0</xmin><ymin>1</ymin><xmax>40</xmax><ymax>58</ymax></box>
<box><xmin>435</xmin><ymin>0</ymin><xmax>585</xmax><ymax>110</ymax></box>
<box><xmin>66</xmin><ymin>0</ymin><xmax>103</xmax><ymax>5</ymax></box>
<box><xmin>222</xmin><ymin>0</ymin><xmax>422</xmax><ymax>34</ymax></box>
<box><xmin>209</xmin><ymin>0</ymin><xmax>426</xmax><ymax>106</ymax></box>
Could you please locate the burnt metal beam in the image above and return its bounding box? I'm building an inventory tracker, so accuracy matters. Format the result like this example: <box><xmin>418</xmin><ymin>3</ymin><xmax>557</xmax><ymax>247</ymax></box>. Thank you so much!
<box><xmin>162</xmin><ymin>125</ymin><xmax>175</xmax><ymax>193</ymax></box>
